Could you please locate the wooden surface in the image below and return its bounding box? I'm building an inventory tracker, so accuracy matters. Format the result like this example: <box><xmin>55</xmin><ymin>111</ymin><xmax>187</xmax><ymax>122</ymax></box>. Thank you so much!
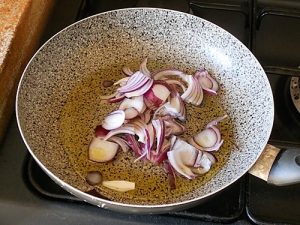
<box><xmin>0</xmin><ymin>0</ymin><xmax>54</xmax><ymax>141</ymax></box>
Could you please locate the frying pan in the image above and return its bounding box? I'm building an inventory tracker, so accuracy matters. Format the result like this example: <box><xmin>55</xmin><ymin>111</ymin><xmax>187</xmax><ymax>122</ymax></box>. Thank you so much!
<box><xmin>16</xmin><ymin>8</ymin><xmax>274</xmax><ymax>213</ymax></box>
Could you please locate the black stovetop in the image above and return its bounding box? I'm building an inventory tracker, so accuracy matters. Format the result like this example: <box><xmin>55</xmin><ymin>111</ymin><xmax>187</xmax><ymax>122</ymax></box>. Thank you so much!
<box><xmin>1</xmin><ymin>0</ymin><xmax>300</xmax><ymax>224</ymax></box>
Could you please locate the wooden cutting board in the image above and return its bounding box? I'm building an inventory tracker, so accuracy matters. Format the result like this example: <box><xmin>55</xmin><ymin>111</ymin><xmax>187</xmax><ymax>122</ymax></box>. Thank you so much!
<box><xmin>0</xmin><ymin>0</ymin><xmax>54</xmax><ymax>142</ymax></box>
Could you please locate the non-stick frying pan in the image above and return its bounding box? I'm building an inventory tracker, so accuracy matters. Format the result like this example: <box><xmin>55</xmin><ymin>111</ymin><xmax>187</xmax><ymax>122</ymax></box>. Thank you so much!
<box><xmin>16</xmin><ymin>8</ymin><xmax>274</xmax><ymax>213</ymax></box>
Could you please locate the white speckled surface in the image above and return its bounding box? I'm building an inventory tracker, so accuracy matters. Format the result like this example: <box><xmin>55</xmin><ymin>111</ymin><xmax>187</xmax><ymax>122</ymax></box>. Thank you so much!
<box><xmin>16</xmin><ymin>8</ymin><xmax>274</xmax><ymax>212</ymax></box>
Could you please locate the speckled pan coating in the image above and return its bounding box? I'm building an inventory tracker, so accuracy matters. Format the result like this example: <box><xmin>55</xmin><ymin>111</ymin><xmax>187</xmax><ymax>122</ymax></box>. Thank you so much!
<box><xmin>16</xmin><ymin>8</ymin><xmax>274</xmax><ymax>213</ymax></box>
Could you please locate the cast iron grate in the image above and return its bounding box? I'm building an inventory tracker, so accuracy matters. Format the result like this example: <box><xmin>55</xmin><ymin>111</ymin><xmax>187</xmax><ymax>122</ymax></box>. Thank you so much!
<box><xmin>25</xmin><ymin>156</ymin><xmax>245</xmax><ymax>223</ymax></box>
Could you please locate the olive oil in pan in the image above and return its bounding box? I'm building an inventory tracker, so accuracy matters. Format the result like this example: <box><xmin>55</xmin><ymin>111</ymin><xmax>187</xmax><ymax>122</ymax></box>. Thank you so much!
<box><xmin>59</xmin><ymin>72</ymin><xmax>234</xmax><ymax>204</ymax></box>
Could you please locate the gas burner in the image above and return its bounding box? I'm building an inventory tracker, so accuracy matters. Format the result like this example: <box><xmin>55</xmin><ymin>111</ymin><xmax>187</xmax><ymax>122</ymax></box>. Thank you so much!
<box><xmin>290</xmin><ymin>77</ymin><xmax>300</xmax><ymax>113</ymax></box>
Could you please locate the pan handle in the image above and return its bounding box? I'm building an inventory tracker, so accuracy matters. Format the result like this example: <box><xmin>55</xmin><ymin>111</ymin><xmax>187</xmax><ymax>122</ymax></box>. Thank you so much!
<box><xmin>249</xmin><ymin>144</ymin><xmax>300</xmax><ymax>186</ymax></box>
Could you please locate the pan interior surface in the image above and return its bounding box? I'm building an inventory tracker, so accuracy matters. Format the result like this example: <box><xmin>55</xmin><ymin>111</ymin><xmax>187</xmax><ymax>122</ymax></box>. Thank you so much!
<box><xmin>16</xmin><ymin>8</ymin><xmax>273</xmax><ymax>208</ymax></box>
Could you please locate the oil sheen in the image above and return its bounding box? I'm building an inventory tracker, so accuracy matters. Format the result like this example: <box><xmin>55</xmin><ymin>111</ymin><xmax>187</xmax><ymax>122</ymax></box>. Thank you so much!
<box><xmin>59</xmin><ymin>71</ymin><xmax>234</xmax><ymax>204</ymax></box>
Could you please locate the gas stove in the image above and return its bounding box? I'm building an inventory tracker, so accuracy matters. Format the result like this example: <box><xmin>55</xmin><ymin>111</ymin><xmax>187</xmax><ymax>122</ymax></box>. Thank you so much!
<box><xmin>0</xmin><ymin>0</ymin><xmax>300</xmax><ymax>224</ymax></box>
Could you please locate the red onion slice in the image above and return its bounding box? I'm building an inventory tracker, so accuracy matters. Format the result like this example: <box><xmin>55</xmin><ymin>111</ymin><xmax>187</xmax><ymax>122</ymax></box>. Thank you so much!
<box><xmin>94</xmin><ymin>125</ymin><xmax>109</xmax><ymax>138</ymax></box>
<box><xmin>153</xmin><ymin>69</ymin><xmax>184</xmax><ymax>80</ymax></box>
<box><xmin>167</xmin><ymin>151</ymin><xmax>196</xmax><ymax>180</ymax></box>
<box><xmin>170</xmin><ymin>137</ymin><xmax>199</xmax><ymax>166</ymax></box>
<box><xmin>189</xmin><ymin>116</ymin><xmax>227</xmax><ymax>152</ymax></box>
<box><xmin>102</xmin><ymin>110</ymin><xmax>125</xmax><ymax>130</ymax></box>
<box><xmin>152</xmin><ymin>119</ymin><xmax>165</xmax><ymax>154</ymax></box>
<box><xmin>124</xmin><ymin>107</ymin><xmax>139</xmax><ymax>119</ymax></box>
<box><xmin>140</xmin><ymin>58</ymin><xmax>150</xmax><ymax>76</ymax></box>
<box><xmin>163</xmin><ymin>161</ymin><xmax>176</xmax><ymax>189</ymax></box>
<box><xmin>114</xmin><ymin>77</ymin><xmax>130</xmax><ymax>86</ymax></box>
<box><xmin>107</xmin><ymin>95</ymin><xmax>125</xmax><ymax>103</ymax></box>
<box><xmin>195</xmin><ymin>68</ymin><xmax>219</xmax><ymax>95</ymax></box>
<box><xmin>129</xmin><ymin>119</ymin><xmax>147</xmax><ymax>143</ymax></box>
<box><xmin>144</xmin><ymin>129</ymin><xmax>151</xmax><ymax>160</ymax></box>
<box><xmin>167</xmin><ymin>138</ymin><xmax>198</xmax><ymax>179</ymax></box>
<box><xmin>103</xmin><ymin>125</ymin><xmax>135</xmax><ymax>140</ymax></box>
<box><xmin>122</xmin><ymin>66</ymin><xmax>134</xmax><ymax>76</ymax></box>
<box><xmin>119</xmin><ymin>96</ymin><xmax>145</xmax><ymax>113</ymax></box>
<box><xmin>164</xmin><ymin>118</ymin><xmax>186</xmax><ymax>137</ymax></box>
<box><xmin>108</xmin><ymin>136</ymin><xmax>129</xmax><ymax>152</ymax></box>
<box><xmin>118</xmin><ymin>71</ymin><xmax>150</xmax><ymax>93</ymax></box>
<box><xmin>143</xmin><ymin>109</ymin><xmax>152</xmax><ymax>123</ymax></box>
<box><xmin>144</xmin><ymin>83</ymin><xmax>171</xmax><ymax>109</ymax></box>
<box><xmin>134</xmin><ymin>151</ymin><xmax>147</xmax><ymax>163</ymax></box>
<box><xmin>100</xmin><ymin>92</ymin><xmax>118</xmax><ymax>100</ymax></box>
<box><xmin>147</xmin><ymin>123</ymin><xmax>155</xmax><ymax>149</ymax></box>
<box><xmin>126</xmin><ymin>134</ymin><xmax>142</xmax><ymax>156</ymax></box>
<box><xmin>206</xmin><ymin>115</ymin><xmax>228</xmax><ymax>128</ymax></box>
<box><xmin>165</xmin><ymin>79</ymin><xmax>187</xmax><ymax>92</ymax></box>
<box><xmin>124</xmin><ymin>79</ymin><xmax>153</xmax><ymax>98</ymax></box>
<box><xmin>181</xmin><ymin>75</ymin><xmax>203</xmax><ymax>106</ymax></box>
<box><xmin>152</xmin><ymin>140</ymin><xmax>171</xmax><ymax>164</ymax></box>
<box><xmin>154</xmin><ymin>92</ymin><xmax>186</xmax><ymax>121</ymax></box>
<box><xmin>192</xmin><ymin>152</ymin><xmax>216</xmax><ymax>174</ymax></box>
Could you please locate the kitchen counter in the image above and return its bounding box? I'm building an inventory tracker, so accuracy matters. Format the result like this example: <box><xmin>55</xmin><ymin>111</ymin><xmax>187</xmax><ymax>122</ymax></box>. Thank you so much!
<box><xmin>0</xmin><ymin>0</ymin><xmax>54</xmax><ymax>141</ymax></box>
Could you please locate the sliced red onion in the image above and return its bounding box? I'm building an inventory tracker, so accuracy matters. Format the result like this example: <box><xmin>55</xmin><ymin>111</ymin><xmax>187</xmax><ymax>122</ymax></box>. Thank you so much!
<box><xmin>107</xmin><ymin>95</ymin><xmax>125</xmax><ymax>103</ymax></box>
<box><xmin>94</xmin><ymin>125</ymin><xmax>109</xmax><ymax>138</ymax></box>
<box><xmin>167</xmin><ymin>138</ymin><xmax>198</xmax><ymax>179</ymax></box>
<box><xmin>88</xmin><ymin>137</ymin><xmax>119</xmax><ymax>162</ymax></box>
<box><xmin>144</xmin><ymin>83</ymin><xmax>171</xmax><ymax>109</ymax></box>
<box><xmin>144</xmin><ymin>129</ymin><xmax>151</xmax><ymax>160</ymax></box>
<box><xmin>194</xmin><ymin>128</ymin><xmax>218</xmax><ymax>148</ymax></box>
<box><xmin>142</xmin><ymin>109</ymin><xmax>152</xmax><ymax>123</ymax></box>
<box><xmin>119</xmin><ymin>96</ymin><xmax>145</xmax><ymax>113</ymax></box>
<box><xmin>151</xmin><ymin>140</ymin><xmax>171</xmax><ymax>164</ymax></box>
<box><xmin>164</xmin><ymin>118</ymin><xmax>186</xmax><ymax>137</ymax></box>
<box><xmin>124</xmin><ymin>79</ymin><xmax>153</xmax><ymax>98</ymax></box>
<box><xmin>114</xmin><ymin>77</ymin><xmax>129</xmax><ymax>86</ymax></box>
<box><xmin>100</xmin><ymin>92</ymin><xmax>118</xmax><ymax>100</ymax></box>
<box><xmin>134</xmin><ymin>151</ymin><xmax>147</xmax><ymax>163</ymax></box>
<box><xmin>140</xmin><ymin>58</ymin><xmax>150</xmax><ymax>76</ymax></box>
<box><xmin>154</xmin><ymin>92</ymin><xmax>186</xmax><ymax>121</ymax></box>
<box><xmin>147</xmin><ymin>123</ymin><xmax>155</xmax><ymax>149</ymax></box>
<box><xmin>126</xmin><ymin>134</ymin><xmax>142</xmax><ymax>156</ymax></box>
<box><xmin>108</xmin><ymin>136</ymin><xmax>130</xmax><ymax>152</ymax></box>
<box><xmin>122</xmin><ymin>66</ymin><xmax>134</xmax><ymax>76</ymax></box>
<box><xmin>152</xmin><ymin>119</ymin><xmax>165</xmax><ymax>154</ymax></box>
<box><xmin>124</xmin><ymin>107</ymin><xmax>139</xmax><ymax>119</ymax></box>
<box><xmin>102</xmin><ymin>110</ymin><xmax>125</xmax><ymax>130</ymax></box>
<box><xmin>118</xmin><ymin>71</ymin><xmax>150</xmax><ymax>93</ymax></box>
<box><xmin>195</xmin><ymin>68</ymin><xmax>219</xmax><ymax>95</ymax></box>
<box><xmin>103</xmin><ymin>125</ymin><xmax>135</xmax><ymax>140</ymax></box>
<box><xmin>193</xmin><ymin>151</ymin><xmax>203</xmax><ymax>167</ymax></box>
<box><xmin>192</xmin><ymin>152</ymin><xmax>216</xmax><ymax>174</ymax></box>
<box><xmin>167</xmin><ymin>151</ymin><xmax>195</xmax><ymax>180</ymax></box>
<box><xmin>189</xmin><ymin>116</ymin><xmax>227</xmax><ymax>152</ymax></box>
<box><xmin>163</xmin><ymin>161</ymin><xmax>176</xmax><ymax>189</ymax></box>
<box><xmin>206</xmin><ymin>115</ymin><xmax>228</xmax><ymax>128</ymax></box>
<box><xmin>171</xmin><ymin>137</ymin><xmax>198</xmax><ymax>166</ymax></box>
<box><xmin>181</xmin><ymin>75</ymin><xmax>203</xmax><ymax>106</ymax></box>
<box><xmin>165</xmin><ymin>79</ymin><xmax>187</xmax><ymax>92</ymax></box>
<box><xmin>169</xmin><ymin>135</ymin><xmax>177</xmax><ymax>150</ymax></box>
<box><xmin>153</xmin><ymin>69</ymin><xmax>184</xmax><ymax>80</ymax></box>
<box><xmin>130</xmin><ymin>119</ymin><xmax>147</xmax><ymax>143</ymax></box>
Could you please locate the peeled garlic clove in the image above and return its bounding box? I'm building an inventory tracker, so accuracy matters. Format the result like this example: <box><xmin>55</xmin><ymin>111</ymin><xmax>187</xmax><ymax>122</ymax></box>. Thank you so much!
<box><xmin>86</xmin><ymin>171</ymin><xmax>102</xmax><ymax>185</ymax></box>
<box><xmin>102</xmin><ymin>180</ymin><xmax>135</xmax><ymax>192</ymax></box>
